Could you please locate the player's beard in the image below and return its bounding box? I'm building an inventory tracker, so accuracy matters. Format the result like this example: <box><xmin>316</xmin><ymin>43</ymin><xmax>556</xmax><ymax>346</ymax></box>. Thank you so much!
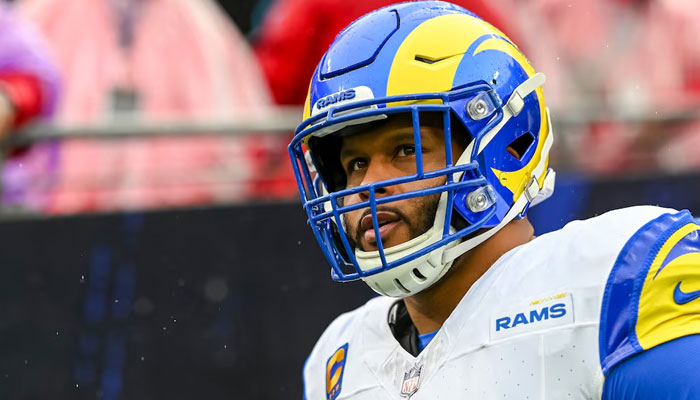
<box><xmin>347</xmin><ymin>192</ymin><xmax>441</xmax><ymax>252</ymax></box>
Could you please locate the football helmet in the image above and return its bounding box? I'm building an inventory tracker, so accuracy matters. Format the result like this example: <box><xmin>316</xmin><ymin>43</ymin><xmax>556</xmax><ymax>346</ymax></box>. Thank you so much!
<box><xmin>288</xmin><ymin>1</ymin><xmax>555</xmax><ymax>297</ymax></box>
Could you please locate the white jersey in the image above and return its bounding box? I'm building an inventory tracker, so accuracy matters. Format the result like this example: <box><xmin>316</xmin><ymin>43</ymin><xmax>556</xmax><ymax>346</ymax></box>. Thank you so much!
<box><xmin>303</xmin><ymin>206</ymin><xmax>700</xmax><ymax>399</ymax></box>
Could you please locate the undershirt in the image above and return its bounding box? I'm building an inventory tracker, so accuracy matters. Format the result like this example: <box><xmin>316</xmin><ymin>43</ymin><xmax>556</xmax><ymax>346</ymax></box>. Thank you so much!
<box><xmin>417</xmin><ymin>330</ymin><xmax>439</xmax><ymax>352</ymax></box>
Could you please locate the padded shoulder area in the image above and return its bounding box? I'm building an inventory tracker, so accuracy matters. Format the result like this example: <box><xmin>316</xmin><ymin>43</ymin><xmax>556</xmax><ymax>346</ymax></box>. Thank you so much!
<box><xmin>496</xmin><ymin>206</ymin><xmax>675</xmax><ymax>287</ymax></box>
<box><xmin>303</xmin><ymin>296</ymin><xmax>393</xmax><ymax>400</ymax></box>
<box><xmin>599</xmin><ymin>209</ymin><xmax>700</xmax><ymax>374</ymax></box>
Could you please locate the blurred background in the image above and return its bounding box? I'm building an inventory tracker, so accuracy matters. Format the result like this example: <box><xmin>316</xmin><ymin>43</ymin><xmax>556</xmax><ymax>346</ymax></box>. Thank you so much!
<box><xmin>0</xmin><ymin>0</ymin><xmax>698</xmax><ymax>398</ymax></box>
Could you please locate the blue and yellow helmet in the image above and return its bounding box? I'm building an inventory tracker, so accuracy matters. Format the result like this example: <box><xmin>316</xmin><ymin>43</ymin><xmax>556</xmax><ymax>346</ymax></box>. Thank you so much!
<box><xmin>289</xmin><ymin>1</ymin><xmax>555</xmax><ymax>297</ymax></box>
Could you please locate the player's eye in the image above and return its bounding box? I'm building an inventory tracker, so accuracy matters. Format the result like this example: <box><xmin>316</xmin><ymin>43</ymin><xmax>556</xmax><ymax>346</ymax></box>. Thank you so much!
<box><xmin>396</xmin><ymin>145</ymin><xmax>416</xmax><ymax>157</ymax></box>
<box><xmin>347</xmin><ymin>158</ymin><xmax>368</xmax><ymax>172</ymax></box>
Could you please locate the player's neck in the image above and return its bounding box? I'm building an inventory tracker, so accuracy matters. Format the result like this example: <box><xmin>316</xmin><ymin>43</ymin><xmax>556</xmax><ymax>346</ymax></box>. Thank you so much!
<box><xmin>403</xmin><ymin>217</ymin><xmax>535</xmax><ymax>335</ymax></box>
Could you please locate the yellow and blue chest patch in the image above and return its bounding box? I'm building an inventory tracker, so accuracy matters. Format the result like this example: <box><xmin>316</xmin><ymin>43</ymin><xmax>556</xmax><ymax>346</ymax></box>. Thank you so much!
<box><xmin>599</xmin><ymin>210</ymin><xmax>700</xmax><ymax>374</ymax></box>
<box><xmin>326</xmin><ymin>343</ymin><xmax>348</xmax><ymax>400</ymax></box>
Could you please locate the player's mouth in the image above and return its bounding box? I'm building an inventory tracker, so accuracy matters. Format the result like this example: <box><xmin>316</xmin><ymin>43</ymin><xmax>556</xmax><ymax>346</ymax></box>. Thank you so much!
<box><xmin>360</xmin><ymin>211</ymin><xmax>401</xmax><ymax>247</ymax></box>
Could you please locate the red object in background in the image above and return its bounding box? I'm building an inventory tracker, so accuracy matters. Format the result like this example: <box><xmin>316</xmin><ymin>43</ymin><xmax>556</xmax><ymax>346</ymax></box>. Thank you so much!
<box><xmin>15</xmin><ymin>0</ymin><xmax>282</xmax><ymax>214</ymax></box>
<box><xmin>0</xmin><ymin>71</ymin><xmax>43</xmax><ymax>128</ymax></box>
<box><xmin>254</xmin><ymin>0</ymin><xmax>521</xmax><ymax>106</ymax></box>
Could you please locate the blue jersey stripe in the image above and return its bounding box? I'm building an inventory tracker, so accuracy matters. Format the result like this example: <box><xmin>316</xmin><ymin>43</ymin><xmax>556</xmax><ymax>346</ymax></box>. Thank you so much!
<box><xmin>602</xmin><ymin>334</ymin><xmax>700</xmax><ymax>399</ymax></box>
<box><xmin>598</xmin><ymin>210</ymin><xmax>694</xmax><ymax>374</ymax></box>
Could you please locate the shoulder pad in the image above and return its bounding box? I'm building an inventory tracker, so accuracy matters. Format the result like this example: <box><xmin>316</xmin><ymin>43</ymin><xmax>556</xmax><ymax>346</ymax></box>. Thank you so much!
<box><xmin>303</xmin><ymin>297</ymin><xmax>392</xmax><ymax>400</ymax></box>
<box><xmin>599</xmin><ymin>209</ymin><xmax>700</xmax><ymax>374</ymax></box>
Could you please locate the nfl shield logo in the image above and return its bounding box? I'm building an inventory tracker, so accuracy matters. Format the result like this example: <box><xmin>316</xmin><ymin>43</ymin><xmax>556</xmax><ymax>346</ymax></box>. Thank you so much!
<box><xmin>400</xmin><ymin>365</ymin><xmax>422</xmax><ymax>398</ymax></box>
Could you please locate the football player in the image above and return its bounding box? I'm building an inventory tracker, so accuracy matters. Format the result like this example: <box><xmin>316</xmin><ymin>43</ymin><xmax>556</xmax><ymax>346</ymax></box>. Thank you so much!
<box><xmin>288</xmin><ymin>2</ymin><xmax>700</xmax><ymax>399</ymax></box>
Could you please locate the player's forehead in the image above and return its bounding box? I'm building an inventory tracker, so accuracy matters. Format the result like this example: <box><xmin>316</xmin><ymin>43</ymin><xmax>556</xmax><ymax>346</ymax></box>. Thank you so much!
<box><xmin>338</xmin><ymin>113</ymin><xmax>445</xmax><ymax>157</ymax></box>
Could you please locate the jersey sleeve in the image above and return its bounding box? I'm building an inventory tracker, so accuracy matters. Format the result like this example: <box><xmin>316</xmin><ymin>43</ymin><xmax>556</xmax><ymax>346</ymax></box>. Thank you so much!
<box><xmin>601</xmin><ymin>334</ymin><xmax>700</xmax><ymax>399</ymax></box>
<box><xmin>599</xmin><ymin>209</ymin><xmax>700</xmax><ymax>374</ymax></box>
<box><xmin>302</xmin><ymin>305</ymin><xmax>361</xmax><ymax>400</ymax></box>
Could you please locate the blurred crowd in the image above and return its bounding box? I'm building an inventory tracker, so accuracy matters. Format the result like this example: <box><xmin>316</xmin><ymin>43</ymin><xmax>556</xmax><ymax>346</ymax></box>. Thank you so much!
<box><xmin>0</xmin><ymin>0</ymin><xmax>698</xmax><ymax>215</ymax></box>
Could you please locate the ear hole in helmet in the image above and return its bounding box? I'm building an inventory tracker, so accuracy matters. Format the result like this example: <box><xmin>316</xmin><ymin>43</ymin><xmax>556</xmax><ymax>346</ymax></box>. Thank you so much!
<box><xmin>506</xmin><ymin>132</ymin><xmax>535</xmax><ymax>160</ymax></box>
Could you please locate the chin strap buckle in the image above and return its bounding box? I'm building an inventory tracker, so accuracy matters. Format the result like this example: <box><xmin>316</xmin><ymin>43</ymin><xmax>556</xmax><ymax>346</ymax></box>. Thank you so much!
<box><xmin>524</xmin><ymin>176</ymin><xmax>540</xmax><ymax>203</ymax></box>
<box><xmin>531</xmin><ymin>169</ymin><xmax>556</xmax><ymax>207</ymax></box>
<box><xmin>506</xmin><ymin>91</ymin><xmax>525</xmax><ymax>117</ymax></box>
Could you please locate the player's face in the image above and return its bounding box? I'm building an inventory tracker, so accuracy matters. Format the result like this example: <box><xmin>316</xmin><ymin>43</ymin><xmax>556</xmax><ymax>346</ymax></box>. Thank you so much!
<box><xmin>339</xmin><ymin>117</ymin><xmax>465</xmax><ymax>252</ymax></box>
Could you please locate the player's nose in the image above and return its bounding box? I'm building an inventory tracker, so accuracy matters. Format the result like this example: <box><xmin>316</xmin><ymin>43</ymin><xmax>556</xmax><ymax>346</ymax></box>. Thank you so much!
<box><xmin>358</xmin><ymin>158</ymin><xmax>396</xmax><ymax>201</ymax></box>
